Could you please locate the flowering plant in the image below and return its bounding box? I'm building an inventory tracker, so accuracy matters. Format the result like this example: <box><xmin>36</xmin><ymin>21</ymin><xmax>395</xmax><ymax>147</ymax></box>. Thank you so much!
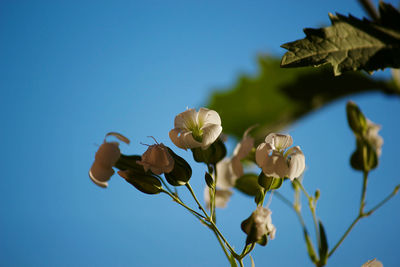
<box><xmin>89</xmin><ymin>103</ymin><xmax>398</xmax><ymax>267</ymax></box>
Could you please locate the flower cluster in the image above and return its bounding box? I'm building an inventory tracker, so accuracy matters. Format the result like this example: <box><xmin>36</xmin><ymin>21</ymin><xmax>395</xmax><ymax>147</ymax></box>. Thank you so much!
<box><xmin>88</xmin><ymin>107</ymin><xmax>309</xmax><ymax>264</ymax></box>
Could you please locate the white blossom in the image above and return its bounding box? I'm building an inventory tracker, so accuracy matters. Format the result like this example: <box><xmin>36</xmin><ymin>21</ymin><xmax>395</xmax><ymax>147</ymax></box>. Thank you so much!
<box><xmin>137</xmin><ymin>143</ymin><xmax>174</xmax><ymax>175</ymax></box>
<box><xmin>365</xmin><ymin>119</ymin><xmax>383</xmax><ymax>157</ymax></box>
<box><xmin>256</xmin><ymin>133</ymin><xmax>305</xmax><ymax>181</ymax></box>
<box><xmin>169</xmin><ymin>108</ymin><xmax>222</xmax><ymax>150</ymax></box>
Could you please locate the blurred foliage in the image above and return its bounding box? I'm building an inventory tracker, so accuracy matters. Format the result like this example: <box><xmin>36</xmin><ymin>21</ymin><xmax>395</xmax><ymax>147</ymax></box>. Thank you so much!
<box><xmin>281</xmin><ymin>2</ymin><xmax>400</xmax><ymax>75</ymax></box>
<box><xmin>207</xmin><ymin>56</ymin><xmax>398</xmax><ymax>141</ymax></box>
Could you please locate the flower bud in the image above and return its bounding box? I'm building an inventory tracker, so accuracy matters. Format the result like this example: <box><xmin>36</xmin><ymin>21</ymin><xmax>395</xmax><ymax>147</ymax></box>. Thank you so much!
<box><xmin>118</xmin><ymin>170</ymin><xmax>162</xmax><ymax>195</ymax></box>
<box><xmin>346</xmin><ymin>101</ymin><xmax>367</xmax><ymax>136</ymax></box>
<box><xmin>137</xmin><ymin>143</ymin><xmax>174</xmax><ymax>175</ymax></box>
<box><xmin>241</xmin><ymin>206</ymin><xmax>275</xmax><ymax>245</ymax></box>
<box><xmin>164</xmin><ymin>148</ymin><xmax>192</xmax><ymax>186</ymax></box>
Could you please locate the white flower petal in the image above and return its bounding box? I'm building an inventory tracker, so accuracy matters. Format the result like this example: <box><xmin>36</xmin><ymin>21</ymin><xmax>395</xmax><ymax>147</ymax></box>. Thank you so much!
<box><xmin>105</xmin><ymin>132</ymin><xmax>130</xmax><ymax>144</ymax></box>
<box><xmin>255</xmin><ymin>142</ymin><xmax>272</xmax><ymax>169</ymax></box>
<box><xmin>200</xmin><ymin>124</ymin><xmax>222</xmax><ymax>149</ymax></box>
<box><xmin>265</xmin><ymin>133</ymin><xmax>293</xmax><ymax>151</ymax></box>
<box><xmin>216</xmin><ymin>158</ymin><xmax>236</xmax><ymax>189</ymax></box>
<box><xmin>215</xmin><ymin>189</ymin><xmax>233</xmax><ymax>208</ymax></box>
<box><xmin>89</xmin><ymin>162</ymin><xmax>114</xmax><ymax>188</ymax></box>
<box><xmin>233</xmin><ymin>135</ymin><xmax>254</xmax><ymax>159</ymax></box>
<box><xmin>197</xmin><ymin>108</ymin><xmax>221</xmax><ymax>126</ymax></box>
<box><xmin>169</xmin><ymin>128</ymin><xmax>187</xmax><ymax>150</ymax></box>
<box><xmin>95</xmin><ymin>142</ymin><xmax>121</xmax><ymax>168</ymax></box>
<box><xmin>261</xmin><ymin>151</ymin><xmax>289</xmax><ymax>179</ymax></box>
<box><xmin>174</xmin><ymin>108</ymin><xmax>197</xmax><ymax>129</ymax></box>
<box><xmin>182</xmin><ymin>131</ymin><xmax>202</xmax><ymax>149</ymax></box>
<box><xmin>286</xmin><ymin>146</ymin><xmax>305</xmax><ymax>181</ymax></box>
<box><xmin>231</xmin><ymin>156</ymin><xmax>244</xmax><ymax>178</ymax></box>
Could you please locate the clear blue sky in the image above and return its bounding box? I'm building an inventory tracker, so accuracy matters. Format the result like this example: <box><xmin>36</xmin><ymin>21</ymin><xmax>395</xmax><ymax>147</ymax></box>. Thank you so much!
<box><xmin>1</xmin><ymin>1</ymin><xmax>399</xmax><ymax>266</ymax></box>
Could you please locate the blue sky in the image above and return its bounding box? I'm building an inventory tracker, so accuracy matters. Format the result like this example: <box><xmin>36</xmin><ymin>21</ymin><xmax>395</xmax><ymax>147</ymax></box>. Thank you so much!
<box><xmin>1</xmin><ymin>1</ymin><xmax>399</xmax><ymax>266</ymax></box>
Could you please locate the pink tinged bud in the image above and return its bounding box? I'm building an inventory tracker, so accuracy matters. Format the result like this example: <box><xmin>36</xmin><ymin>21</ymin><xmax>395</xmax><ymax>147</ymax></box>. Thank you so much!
<box><xmin>137</xmin><ymin>143</ymin><xmax>174</xmax><ymax>175</ymax></box>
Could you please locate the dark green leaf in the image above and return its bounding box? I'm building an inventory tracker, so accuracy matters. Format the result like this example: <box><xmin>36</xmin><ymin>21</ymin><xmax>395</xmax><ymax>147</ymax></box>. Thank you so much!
<box><xmin>318</xmin><ymin>220</ymin><xmax>329</xmax><ymax>266</ymax></box>
<box><xmin>207</xmin><ymin>56</ymin><xmax>396</xmax><ymax>141</ymax></box>
<box><xmin>235</xmin><ymin>174</ymin><xmax>263</xmax><ymax>196</ymax></box>
<box><xmin>205</xmin><ymin>172</ymin><xmax>214</xmax><ymax>189</ymax></box>
<box><xmin>281</xmin><ymin>4</ymin><xmax>400</xmax><ymax>75</ymax></box>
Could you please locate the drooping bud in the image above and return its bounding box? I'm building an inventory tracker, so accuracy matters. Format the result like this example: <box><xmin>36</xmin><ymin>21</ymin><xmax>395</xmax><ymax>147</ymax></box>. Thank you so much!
<box><xmin>137</xmin><ymin>143</ymin><xmax>174</xmax><ymax>175</ymax></box>
<box><xmin>346</xmin><ymin>101</ymin><xmax>367</xmax><ymax>136</ymax></box>
<box><xmin>118</xmin><ymin>169</ymin><xmax>162</xmax><ymax>195</ymax></box>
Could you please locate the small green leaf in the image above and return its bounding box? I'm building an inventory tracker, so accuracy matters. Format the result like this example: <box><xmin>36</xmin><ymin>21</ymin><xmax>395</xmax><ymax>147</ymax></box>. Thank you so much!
<box><xmin>281</xmin><ymin>4</ymin><xmax>400</xmax><ymax>75</ymax></box>
<box><xmin>303</xmin><ymin>229</ymin><xmax>318</xmax><ymax>264</ymax></box>
<box><xmin>205</xmin><ymin>172</ymin><xmax>214</xmax><ymax>189</ymax></box>
<box><xmin>318</xmin><ymin>220</ymin><xmax>329</xmax><ymax>266</ymax></box>
<box><xmin>235</xmin><ymin>174</ymin><xmax>263</xmax><ymax>196</ymax></box>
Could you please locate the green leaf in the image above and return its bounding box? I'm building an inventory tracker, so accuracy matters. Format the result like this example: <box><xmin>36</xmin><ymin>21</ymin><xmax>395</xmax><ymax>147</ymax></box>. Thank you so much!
<box><xmin>281</xmin><ymin>3</ymin><xmax>400</xmax><ymax>75</ymax></box>
<box><xmin>318</xmin><ymin>220</ymin><xmax>329</xmax><ymax>266</ymax></box>
<box><xmin>207</xmin><ymin>56</ymin><xmax>396</xmax><ymax>141</ymax></box>
<box><xmin>303</xmin><ymin>229</ymin><xmax>318</xmax><ymax>264</ymax></box>
<box><xmin>235</xmin><ymin>174</ymin><xmax>263</xmax><ymax>196</ymax></box>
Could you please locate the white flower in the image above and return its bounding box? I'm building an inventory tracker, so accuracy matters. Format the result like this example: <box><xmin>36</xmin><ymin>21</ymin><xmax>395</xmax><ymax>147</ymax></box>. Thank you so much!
<box><xmin>169</xmin><ymin>108</ymin><xmax>222</xmax><ymax>150</ymax></box>
<box><xmin>216</xmin><ymin>126</ymin><xmax>255</xmax><ymax>189</ymax></box>
<box><xmin>89</xmin><ymin>133</ymin><xmax>130</xmax><ymax>188</ymax></box>
<box><xmin>365</xmin><ymin>119</ymin><xmax>383</xmax><ymax>157</ymax></box>
<box><xmin>362</xmin><ymin>259</ymin><xmax>383</xmax><ymax>267</ymax></box>
<box><xmin>265</xmin><ymin>209</ymin><xmax>276</xmax><ymax>240</ymax></box>
<box><xmin>137</xmin><ymin>143</ymin><xmax>174</xmax><ymax>175</ymax></box>
<box><xmin>256</xmin><ymin>133</ymin><xmax>305</xmax><ymax>181</ymax></box>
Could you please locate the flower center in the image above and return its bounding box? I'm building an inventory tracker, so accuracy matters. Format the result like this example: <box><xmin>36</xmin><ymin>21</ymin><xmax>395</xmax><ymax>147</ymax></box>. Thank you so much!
<box><xmin>185</xmin><ymin>119</ymin><xmax>204</xmax><ymax>143</ymax></box>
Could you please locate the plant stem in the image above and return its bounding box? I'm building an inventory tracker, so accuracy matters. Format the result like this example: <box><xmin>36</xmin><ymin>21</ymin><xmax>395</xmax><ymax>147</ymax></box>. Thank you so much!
<box><xmin>328</xmin><ymin>216</ymin><xmax>361</xmax><ymax>257</ymax></box>
<box><xmin>365</xmin><ymin>184</ymin><xmax>400</xmax><ymax>216</ymax></box>
<box><xmin>212</xmin><ymin>229</ymin><xmax>231</xmax><ymax>261</ymax></box>
<box><xmin>186</xmin><ymin>183</ymin><xmax>209</xmax><ymax>218</ymax></box>
<box><xmin>161</xmin><ymin>190</ymin><xmax>205</xmax><ymax>219</ymax></box>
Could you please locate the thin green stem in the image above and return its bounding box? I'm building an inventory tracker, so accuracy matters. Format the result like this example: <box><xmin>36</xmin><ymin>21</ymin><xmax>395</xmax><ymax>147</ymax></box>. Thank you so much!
<box><xmin>156</xmin><ymin>174</ymin><xmax>175</xmax><ymax>195</ymax></box>
<box><xmin>239</xmin><ymin>243</ymin><xmax>255</xmax><ymax>260</ymax></box>
<box><xmin>359</xmin><ymin>171</ymin><xmax>369</xmax><ymax>215</ymax></box>
<box><xmin>238</xmin><ymin>259</ymin><xmax>244</xmax><ymax>267</ymax></box>
<box><xmin>366</xmin><ymin>184</ymin><xmax>400</xmax><ymax>216</ymax></box>
<box><xmin>295</xmin><ymin>180</ymin><xmax>320</xmax><ymax>249</ymax></box>
<box><xmin>186</xmin><ymin>183</ymin><xmax>209</xmax><ymax>218</ymax></box>
<box><xmin>328</xmin><ymin>216</ymin><xmax>361</xmax><ymax>257</ymax></box>
<box><xmin>209</xmin><ymin>221</ymin><xmax>239</xmax><ymax>258</ymax></box>
<box><xmin>212</xmin><ymin>229</ymin><xmax>231</xmax><ymax>261</ymax></box>
<box><xmin>162</xmin><ymin>190</ymin><xmax>205</xmax><ymax>220</ymax></box>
